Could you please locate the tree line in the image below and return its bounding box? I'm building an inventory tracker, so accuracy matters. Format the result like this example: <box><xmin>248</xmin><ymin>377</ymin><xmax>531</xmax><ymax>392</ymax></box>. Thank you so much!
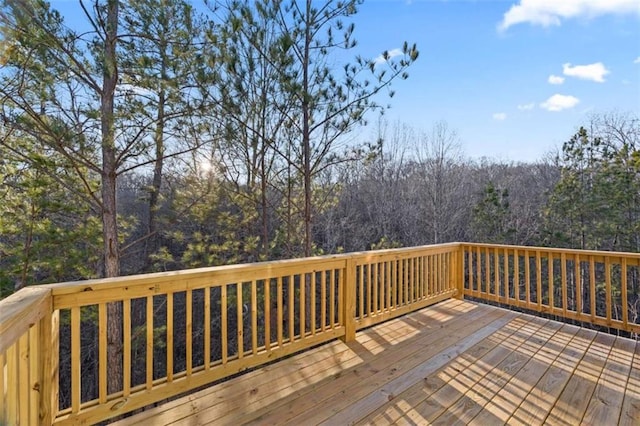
<box><xmin>0</xmin><ymin>1</ymin><xmax>639</xmax><ymax>295</ymax></box>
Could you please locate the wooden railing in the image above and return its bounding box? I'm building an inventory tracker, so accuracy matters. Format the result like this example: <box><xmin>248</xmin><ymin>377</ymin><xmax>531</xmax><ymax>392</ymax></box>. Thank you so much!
<box><xmin>0</xmin><ymin>243</ymin><xmax>458</xmax><ymax>425</ymax></box>
<box><xmin>3</xmin><ymin>242</ymin><xmax>639</xmax><ymax>424</ymax></box>
<box><xmin>0</xmin><ymin>287</ymin><xmax>55</xmax><ymax>425</ymax></box>
<box><xmin>461</xmin><ymin>243</ymin><xmax>640</xmax><ymax>334</ymax></box>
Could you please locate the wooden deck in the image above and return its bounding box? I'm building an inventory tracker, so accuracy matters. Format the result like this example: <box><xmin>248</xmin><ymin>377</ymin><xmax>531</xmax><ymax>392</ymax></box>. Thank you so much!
<box><xmin>113</xmin><ymin>299</ymin><xmax>640</xmax><ymax>426</ymax></box>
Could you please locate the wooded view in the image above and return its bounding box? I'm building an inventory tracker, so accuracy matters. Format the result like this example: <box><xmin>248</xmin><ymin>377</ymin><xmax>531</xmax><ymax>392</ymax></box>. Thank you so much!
<box><xmin>1</xmin><ymin>0</ymin><xmax>637</xmax><ymax>294</ymax></box>
<box><xmin>1</xmin><ymin>0</ymin><xmax>639</xmax><ymax>417</ymax></box>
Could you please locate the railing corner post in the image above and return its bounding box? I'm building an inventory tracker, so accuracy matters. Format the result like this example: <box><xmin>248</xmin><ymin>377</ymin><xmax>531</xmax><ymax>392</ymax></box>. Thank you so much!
<box><xmin>341</xmin><ymin>257</ymin><xmax>357</xmax><ymax>342</ymax></box>
<box><xmin>38</xmin><ymin>291</ymin><xmax>56</xmax><ymax>426</ymax></box>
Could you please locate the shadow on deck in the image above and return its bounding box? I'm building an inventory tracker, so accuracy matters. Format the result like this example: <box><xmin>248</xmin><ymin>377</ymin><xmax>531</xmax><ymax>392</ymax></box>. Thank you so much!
<box><xmin>113</xmin><ymin>299</ymin><xmax>640</xmax><ymax>425</ymax></box>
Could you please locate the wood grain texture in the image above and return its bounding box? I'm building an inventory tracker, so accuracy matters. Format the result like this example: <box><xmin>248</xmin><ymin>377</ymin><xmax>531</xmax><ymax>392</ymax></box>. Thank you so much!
<box><xmin>0</xmin><ymin>287</ymin><xmax>51</xmax><ymax>353</ymax></box>
<box><xmin>112</xmin><ymin>300</ymin><xmax>640</xmax><ymax>426</ymax></box>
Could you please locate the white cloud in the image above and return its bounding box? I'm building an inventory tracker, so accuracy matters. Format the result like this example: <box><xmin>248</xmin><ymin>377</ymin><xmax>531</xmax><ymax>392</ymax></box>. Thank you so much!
<box><xmin>498</xmin><ymin>0</ymin><xmax>640</xmax><ymax>31</ymax></box>
<box><xmin>540</xmin><ymin>94</ymin><xmax>580</xmax><ymax>111</ymax></box>
<box><xmin>634</xmin><ymin>57</ymin><xmax>640</xmax><ymax>64</ymax></box>
<box><xmin>493</xmin><ymin>112</ymin><xmax>507</xmax><ymax>121</ymax></box>
<box><xmin>562</xmin><ymin>62</ymin><xmax>610</xmax><ymax>82</ymax></box>
<box><xmin>548</xmin><ymin>74</ymin><xmax>565</xmax><ymax>85</ymax></box>
<box><xmin>374</xmin><ymin>48</ymin><xmax>403</xmax><ymax>66</ymax></box>
<box><xmin>517</xmin><ymin>103</ymin><xmax>535</xmax><ymax>111</ymax></box>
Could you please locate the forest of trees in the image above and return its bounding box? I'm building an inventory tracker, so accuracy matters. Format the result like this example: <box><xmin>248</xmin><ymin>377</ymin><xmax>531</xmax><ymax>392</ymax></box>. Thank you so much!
<box><xmin>0</xmin><ymin>0</ymin><xmax>639</xmax><ymax>300</ymax></box>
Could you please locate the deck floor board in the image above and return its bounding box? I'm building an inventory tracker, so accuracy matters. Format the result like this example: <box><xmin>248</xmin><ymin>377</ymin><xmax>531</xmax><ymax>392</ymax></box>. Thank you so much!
<box><xmin>113</xmin><ymin>299</ymin><xmax>639</xmax><ymax>426</ymax></box>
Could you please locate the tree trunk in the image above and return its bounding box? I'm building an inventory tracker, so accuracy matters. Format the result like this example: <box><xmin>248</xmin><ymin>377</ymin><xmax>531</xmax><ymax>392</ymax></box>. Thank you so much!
<box><xmin>302</xmin><ymin>1</ymin><xmax>312</xmax><ymax>259</ymax></box>
<box><xmin>146</xmin><ymin>88</ymin><xmax>165</xmax><ymax>268</ymax></box>
<box><xmin>302</xmin><ymin>0</ymin><xmax>312</xmax><ymax>332</ymax></box>
<box><xmin>101</xmin><ymin>0</ymin><xmax>123</xmax><ymax>395</ymax></box>
<box><xmin>260</xmin><ymin>149</ymin><xmax>269</xmax><ymax>257</ymax></box>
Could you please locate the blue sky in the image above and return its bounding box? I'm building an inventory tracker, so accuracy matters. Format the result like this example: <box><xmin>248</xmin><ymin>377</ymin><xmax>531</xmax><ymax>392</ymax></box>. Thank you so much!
<box><xmin>351</xmin><ymin>0</ymin><xmax>640</xmax><ymax>162</ymax></box>
<box><xmin>49</xmin><ymin>0</ymin><xmax>640</xmax><ymax>162</ymax></box>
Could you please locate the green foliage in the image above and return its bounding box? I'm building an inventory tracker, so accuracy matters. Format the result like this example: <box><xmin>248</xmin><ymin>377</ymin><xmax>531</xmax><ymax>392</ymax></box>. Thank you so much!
<box><xmin>544</xmin><ymin>117</ymin><xmax>640</xmax><ymax>252</ymax></box>
<box><xmin>0</xmin><ymin>133</ymin><xmax>102</xmax><ymax>294</ymax></box>
<box><xmin>471</xmin><ymin>182</ymin><xmax>515</xmax><ymax>244</ymax></box>
<box><xmin>370</xmin><ymin>237</ymin><xmax>402</xmax><ymax>250</ymax></box>
<box><xmin>150</xmin><ymin>171</ymin><xmax>263</xmax><ymax>270</ymax></box>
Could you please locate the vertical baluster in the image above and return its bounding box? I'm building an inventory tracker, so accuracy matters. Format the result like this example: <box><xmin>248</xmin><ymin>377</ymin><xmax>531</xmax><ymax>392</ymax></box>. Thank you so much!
<box><xmin>605</xmin><ymin>257</ymin><xmax>612</xmax><ymax>325</ymax></box>
<box><xmin>359</xmin><ymin>265</ymin><xmax>364</xmax><ymax>319</ymax></box>
<box><xmin>415</xmin><ymin>257</ymin><xmax>420</xmax><ymax>299</ymax></box>
<box><xmin>265</xmin><ymin>279</ymin><xmax>271</xmax><ymax>351</ymax></box>
<box><xmin>493</xmin><ymin>249</ymin><xmax>499</xmax><ymax>302</ymax></box>
<box><xmin>204</xmin><ymin>287</ymin><xmax>211</xmax><ymax>369</ymax></box>
<box><xmin>525</xmin><ymin>250</ymin><xmax>531</xmax><ymax>308</ymax></box>
<box><xmin>503</xmin><ymin>248</ymin><xmax>509</xmax><ymax>302</ymax></box>
<box><xmin>425</xmin><ymin>256</ymin><xmax>430</xmax><ymax>298</ymax></box>
<box><xmin>237</xmin><ymin>282</ymin><xmax>244</xmax><ymax>358</ymax></box>
<box><xmin>396</xmin><ymin>260</ymin><xmax>401</xmax><ymax>304</ymax></box>
<box><xmin>366</xmin><ymin>264</ymin><xmax>372</xmax><ymax>317</ymax></box>
<box><xmin>385</xmin><ymin>261</ymin><xmax>391</xmax><ymax>310</ymax></box>
<box><xmin>299</xmin><ymin>275</ymin><xmax>305</xmax><ymax>339</ymax></box>
<box><xmin>436</xmin><ymin>254</ymin><xmax>441</xmax><ymax>295</ymax></box>
<box><xmin>373</xmin><ymin>263</ymin><xmax>379</xmax><ymax>314</ymax></box>
<box><xmin>473</xmin><ymin>248</ymin><xmax>479</xmax><ymax>296</ymax></box>
<box><xmin>410</xmin><ymin>258</ymin><xmax>416</xmax><ymax>302</ymax></box>
<box><xmin>514</xmin><ymin>249</ymin><xmax>520</xmax><ymax>305</ymax></box>
<box><xmin>484</xmin><ymin>247</ymin><xmax>491</xmax><ymax>300</ymax></box>
<box><xmin>337</xmin><ymin>269</ymin><xmax>344</xmax><ymax>327</ymax></box>
<box><xmin>310</xmin><ymin>273</ymin><xmax>316</xmax><ymax>335</ymax></box>
<box><xmin>329</xmin><ymin>271</ymin><xmax>335</xmax><ymax>329</ymax></box>
<box><xmin>146</xmin><ymin>296</ymin><xmax>153</xmax><ymax>389</ymax></box>
<box><xmin>421</xmin><ymin>256</ymin><xmax>425</xmax><ymax>297</ymax></box>
<box><xmin>575</xmin><ymin>254</ymin><xmax>582</xmax><ymax>317</ymax></box>
<box><xmin>167</xmin><ymin>293</ymin><xmax>174</xmax><ymax>380</ymax></box>
<box><xmin>221</xmin><ymin>285</ymin><xmax>228</xmax><ymax>364</ymax></box>
<box><xmin>288</xmin><ymin>275</ymin><xmax>294</xmax><ymax>343</ymax></box>
<box><xmin>122</xmin><ymin>300</ymin><xmax>131</xmax><ymax>396</ymax></box>
<box><xmin>251</xmin><ymin>281</ymin><xmax>258</xmax><ymax>354</ymax></box>
<box><xmin>186</xmin><ymin>288</ymin><xmax>193</xmax><ymax>375</ymax></box>
<box><xmin>277</xmin><ymin>277</ymin><xmax>283</xmax><ymax>345</ymax></box>
<box><xmin>98</xmin><ymin>303</ymin><xmax>107</xmax><ymax>403</ymax></box>
<box><xmin>431</xmin><ymin>255</ymin><xmax>435</xmax><ymax>296</ymax></box>
<box><xmin>590</xmin><ymin>256</ymin><xmax>596</xmax><ymax>323</ymax></box>
<box><xmin>467</xmin><ymin>250</ymin><xmax>473</xmax><ymax>297</ymax></box>
<box><xmin>421</xmin><ymin>256</ymin><xmax>429</xmax><ymax>297</ymax></box>
<box><xmin>321</xmin><ymin>271</ymin><xmax>326</xmax><ymax>331</ymax></box>
<box><xmin>536</xmin><ymin>251</ymin><xmax>542</xmax><ymax>312</ymax></box>
<box><xmin>561</xmin><ymin>253</ymin><xmax>567</xmax><ymax>316</ymax></box>
<box><xmin>70</xmin><ymin>307</ymin><xmax>80</xmax><ymax>413</ymax></box>
<box><xmin>50</xmin><ymin>311</ymin><xmax>59</xmax><ymax>420</ymax></box>
<box><xmin>548</xmin><ymin>254</ymin><xmax>554</xmax><ymax>311</ymax></box>
<box><xmin>622</xmin><ymin>257</ymin><xmax>629</xmax><ymax>330</ymax></box>
<box><xmin>404</xmin><ymin>258</ymin><xmax>409</xmax><ymax>304</ymax></box>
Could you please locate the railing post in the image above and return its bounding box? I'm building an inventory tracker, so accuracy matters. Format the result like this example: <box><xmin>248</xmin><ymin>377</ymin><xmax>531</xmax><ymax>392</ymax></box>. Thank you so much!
<box><xmin>341</xmin><ymin>257</ymin><xmax>357</xmax><ymax>342</ymax></box>
<box><xmin>38</xmin><ymin>301</ymin><xmax>57</xmax><ymax>425</ymax></box>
